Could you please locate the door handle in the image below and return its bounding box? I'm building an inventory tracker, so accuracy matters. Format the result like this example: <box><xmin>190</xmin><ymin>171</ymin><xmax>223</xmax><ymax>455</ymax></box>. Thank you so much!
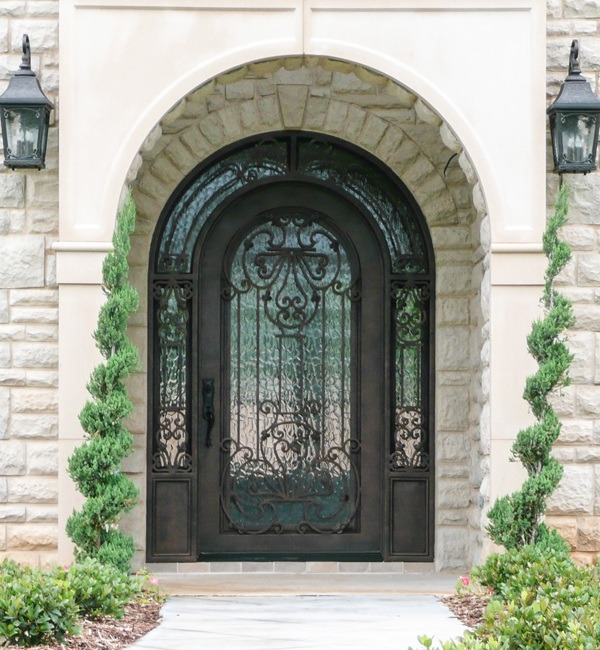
<box><xmin>202</xmin><ymin>378</ymin><xmax>215</xmax><ymax>448</ymax></box>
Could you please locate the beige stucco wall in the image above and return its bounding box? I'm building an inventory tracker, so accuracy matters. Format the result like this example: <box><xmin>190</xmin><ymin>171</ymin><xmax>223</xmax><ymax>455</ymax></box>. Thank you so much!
<box><xmin>53</xmin><ymin>0</ymin><xmax>546</xmax><ymax>570</ymax></box>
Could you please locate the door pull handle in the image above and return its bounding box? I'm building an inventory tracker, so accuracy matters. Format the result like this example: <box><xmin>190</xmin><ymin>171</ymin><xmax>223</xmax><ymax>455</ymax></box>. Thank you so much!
<box><xmin>202</xmin><ymin>378</ymin><xmax>215</xmax><ymax>448</ymax></box>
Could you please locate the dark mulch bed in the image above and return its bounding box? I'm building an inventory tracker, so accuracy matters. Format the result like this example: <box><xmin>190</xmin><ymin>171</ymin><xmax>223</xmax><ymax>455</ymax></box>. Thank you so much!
<box><xmin>441</xmin><ymin>593</ymin><xmax>492</xmax><ymax>629</ymax></box>
<box><xmin>4</xmin><ymin>599</ymin><xmax>163</xmax><ymax>650</ymax></box>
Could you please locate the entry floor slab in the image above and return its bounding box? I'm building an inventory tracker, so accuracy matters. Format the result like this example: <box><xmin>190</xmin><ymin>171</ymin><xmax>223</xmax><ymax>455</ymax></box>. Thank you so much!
<box><xmin>155</xmin><ymin>572</ymin><xmax>461</xmax><ymax>596</ymax></box>
<box><xmin>128</xmin><ymin>595</ymin><xmax>467</xmax><ymax>650</ymax></box>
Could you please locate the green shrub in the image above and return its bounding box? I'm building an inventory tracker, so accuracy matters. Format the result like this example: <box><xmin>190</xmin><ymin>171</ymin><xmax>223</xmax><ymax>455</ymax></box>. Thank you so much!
<box><xmin>0</xmin><ymin>557</ymin><xmax>22</xmax><ymax>578</ymax></box>
<box><xmin>0</xmin><ymin>561</ymin><xmax>79</xmax><ymax>646</ymax></box>
<box><xmin>472</xmin><ymin>554</ymin><xmax>600</xmax><ymax>649</ymax></box>
<box><xmin>472</xmin><ymin>535</ymin><xmax>571</xmax><ymax>598</ymax></box>
<box><xmin>54</xmin><ymin>558</ymin><xmax>141</xmax><ymax>619</ymax></box>
<box><xmin>0</xmin><ymin>558</ymin><xmax>146</xmax><ymax>646</ymax></box>
<box><xmin>413</xmin><ymin>548</ymin><xmax>600</xmax><ymax>650</ymax></box>
<box><xmin>412</xmin><ymin>636</ymin><xmax>504</xmax><ymax>650</ymax></box>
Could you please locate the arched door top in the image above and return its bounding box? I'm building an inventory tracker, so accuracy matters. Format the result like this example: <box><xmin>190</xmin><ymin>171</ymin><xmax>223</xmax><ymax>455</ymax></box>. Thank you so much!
<box><xmin>152</xmin><ymin>132</ymin><xmax>433</xmax><ymax>279</ymax></box>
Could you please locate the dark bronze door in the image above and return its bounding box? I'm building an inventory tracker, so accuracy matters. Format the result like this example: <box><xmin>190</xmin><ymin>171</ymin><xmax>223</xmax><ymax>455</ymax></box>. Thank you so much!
<box><xmin>196</xmin><ymin>181</ymin><xmax>385</xmax><ymax>559</ymax></box>
<box><xmin>148</xmin><ymin>133</ymin><xmax>435</xmax><ymax>563</ymax></box>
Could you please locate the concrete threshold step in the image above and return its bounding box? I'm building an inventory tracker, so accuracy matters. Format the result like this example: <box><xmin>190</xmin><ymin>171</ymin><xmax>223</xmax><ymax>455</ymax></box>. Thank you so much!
<box><xmin>154</xmin><ymin>572</ymin><xmax>461</xmax><ymax>596</ymax></box>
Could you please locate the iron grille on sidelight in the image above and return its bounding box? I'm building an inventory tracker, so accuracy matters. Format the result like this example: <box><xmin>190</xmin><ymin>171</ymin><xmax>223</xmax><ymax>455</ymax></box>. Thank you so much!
<box><xmin>148</xmin><ymin>132</ymin><xmax>434</xmax><ymax>560</ymax></box>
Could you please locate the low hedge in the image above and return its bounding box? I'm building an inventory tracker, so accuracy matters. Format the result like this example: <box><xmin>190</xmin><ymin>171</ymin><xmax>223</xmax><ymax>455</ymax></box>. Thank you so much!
<box><xmin>413</xmin><ymin>543</ymin><xmax>600</xmax><ymax>650</ymax></box>
<box><xmin>0</xmin><ymin>558</ymin><xmax>143</xmax><ymax>647</ymax></box>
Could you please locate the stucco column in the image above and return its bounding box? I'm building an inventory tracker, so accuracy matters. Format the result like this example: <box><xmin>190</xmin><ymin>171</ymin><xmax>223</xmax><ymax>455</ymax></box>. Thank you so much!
<box><xmin>55</xmin><ymin>243</ymin><xmax>110</xmax><ymax>564</ymax></box>
<box><xmin>484</xmin><ymin>247</ymin><xmax>545</xmax><ymax>555</ymax></box>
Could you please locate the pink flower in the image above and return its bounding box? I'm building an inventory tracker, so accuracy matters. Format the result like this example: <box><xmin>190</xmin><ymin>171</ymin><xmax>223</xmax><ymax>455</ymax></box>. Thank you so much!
<box><xmin>149</xmin><ymin>576</ymin><xmax>159</xmax><ymax>585</ymax></box>
<box><xmin>460</xmin><ymin>576</ymin><xmax>470</xmax><ymax>587</ymax></box>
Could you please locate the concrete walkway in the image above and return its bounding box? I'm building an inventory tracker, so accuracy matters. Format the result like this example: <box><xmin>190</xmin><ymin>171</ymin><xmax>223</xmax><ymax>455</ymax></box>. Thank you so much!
<box><xmin>129</xmin><ymin>596</ymin><xmax>467</xmax><ymax>650</ymax></box>
<box><xmin>127</xmin><ymin>575</ymin><xmax>468</xmax><ymax>650</ymax></box>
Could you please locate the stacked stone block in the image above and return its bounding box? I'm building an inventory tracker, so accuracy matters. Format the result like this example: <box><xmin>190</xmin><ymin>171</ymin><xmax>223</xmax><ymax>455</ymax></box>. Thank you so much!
<box><xmin>546</xmin><ymin>0</ymin><xmax>600</xmax><ymax>563</ymax></box>
<box><xmin>0</xmin><ymin>1</ymin><xmax>59</xmax><ymax>566</ymax></box>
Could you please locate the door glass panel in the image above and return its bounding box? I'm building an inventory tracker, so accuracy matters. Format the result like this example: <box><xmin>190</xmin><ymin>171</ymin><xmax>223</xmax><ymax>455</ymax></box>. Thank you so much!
<box><xmin>156</xmin><ymin>139</ymin><xmax>288</xmax><ymax>273</ymax></box>
<box><xmin>391</xmin><ymin>281</ymin><xmax>430</xmax><ymax>470</ymax></box>
<box><xmin>222</xmin><ymin>209</ymin><xmax>360</xmax><ymax>534</ymax></box>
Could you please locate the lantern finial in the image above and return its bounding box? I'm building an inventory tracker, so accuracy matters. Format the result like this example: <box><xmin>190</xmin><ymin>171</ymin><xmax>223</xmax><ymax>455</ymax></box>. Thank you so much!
<box><xmin>568</xmin><ymin>39</ymin><xmax>581</xmax><ymax>76</ymax></box>
<box><xmin>20</xmin><ymin>35</ymin><xmax>31</xmax><ymax>71</ymax></box>
<box><xmin>15</xmin><ymin>34</ymin><xmax>35</xmax><ymax>79</ymax></box>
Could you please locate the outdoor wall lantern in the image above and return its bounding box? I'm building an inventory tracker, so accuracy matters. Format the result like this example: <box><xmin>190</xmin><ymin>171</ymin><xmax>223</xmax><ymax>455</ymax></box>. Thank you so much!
<box><xmin>548</xmin><ymin>39</ymin><xmax>600</xmax><ymax>174</ymax></box>
<box><xmin>0</xmin><ymin>35</ymin><xmax>53</xmax><ymax>170</ymax></box>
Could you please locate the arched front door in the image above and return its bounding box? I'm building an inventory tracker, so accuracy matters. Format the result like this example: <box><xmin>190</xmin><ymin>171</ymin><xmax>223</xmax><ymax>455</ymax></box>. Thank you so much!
<box><xmin>197</xmin><ymin>182</ymin><xmax>383</xmax><ymax>557</ymax></box>
<box><xmin>148</xmin><ymin>133</ymin><xmax>434</xmax><ymax>562</ymax></box>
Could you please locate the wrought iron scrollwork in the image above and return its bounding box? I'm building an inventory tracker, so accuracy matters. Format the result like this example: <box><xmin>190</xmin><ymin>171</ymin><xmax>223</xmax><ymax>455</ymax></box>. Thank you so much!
<box><xmin>223</xmin><ymin>138</ymin><xmax>285</xmax><ymax>183</ymax></box>
<box><xmin>390</xmin><ymin>407</ymin><xmax>429</xmax><ymax>470</ymax></box>
<box><xmin>224</xmin><ymin>212</ymin><xmax>353</xmax><ymax>329</ymax></box>
<box><xmin>157</xmin><ymin>253</ymin><xmax>189</xmax><ymax>274</ymax></box>
<box><xmin>156</xmin><ymin>139</ymin><xmax>288</xmax><ymax>274</ymax></box>
<box><xmin>220</xmin><ymin>413</ymin><xmax>361</xmax><ymax>534</ymax></box>
<box><xmin>392</xmin><ymin>281</ymin><xmax>430</xmax><ymax>343</ymax></box>
<box><xmin>152</xmin><ymin>278</ymin><xmax>193</xmax><ymax>472</ymax></box>
<box><xmin>297</xmin><ymin>138</ymin><xmax>429</xmax><ymax>274</ymax></box>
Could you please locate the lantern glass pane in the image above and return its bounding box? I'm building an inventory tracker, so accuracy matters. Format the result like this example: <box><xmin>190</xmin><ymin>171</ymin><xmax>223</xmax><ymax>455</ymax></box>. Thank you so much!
<box><xmin>3</xmin><ymin>107</ymin><xmax>41</xmax><ymax>160</ymax></box>
<box><xmin>559</xmin><ymin>113</ymin><xmax>597</xmax><ymax>165</ymax></box>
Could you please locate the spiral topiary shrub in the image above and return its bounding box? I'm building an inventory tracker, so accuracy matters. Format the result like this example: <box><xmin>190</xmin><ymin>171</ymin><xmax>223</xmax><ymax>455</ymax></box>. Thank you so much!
<box><xmin>66</xmin><ymin>193</ymin><xmax>140</xmax><ymax>573</ymax></box>
<box><xmin>486</xmin><ymin>183</ymin><xmax>574</xmax><ymax>549</ymax></box>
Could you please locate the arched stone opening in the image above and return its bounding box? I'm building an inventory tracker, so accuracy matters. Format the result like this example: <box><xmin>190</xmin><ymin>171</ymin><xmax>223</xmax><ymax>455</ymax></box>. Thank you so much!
<box><xmin>121</xmin><ymin>57</ymin><xmax>491</xmax><ymax>571</ymax></box>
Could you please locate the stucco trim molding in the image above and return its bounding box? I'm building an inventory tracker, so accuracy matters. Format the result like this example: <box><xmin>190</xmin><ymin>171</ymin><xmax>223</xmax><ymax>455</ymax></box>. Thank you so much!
<box><xmin>490</xmin><ymin>251</ymin><xmax>546</xmax><ymax>287</ymax></box>
<box><xmin>53</xmin><ymin>241</ymin><xmax>113</xmax><ymax>252</ymax></box>
<box><xmin>54</xmin><ymin>244</ymin><xmax>112</xmax><ymax>285</ymax></box>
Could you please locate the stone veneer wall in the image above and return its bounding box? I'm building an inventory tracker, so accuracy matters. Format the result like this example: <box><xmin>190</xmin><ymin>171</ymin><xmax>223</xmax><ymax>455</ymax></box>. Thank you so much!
<box><xmin>0</xmin><ymin>3</ymin><xmax>59</xmax><ymax>566</ymax></box>
<box><xmin>124</xmin><ymin>58</ymin><xmax>491</xmax><ymax>571</ymax></box>
<box><xmin>546</xmin><ymin>0</ymin><xmax>600</xmax><ymax>563</ymax></box>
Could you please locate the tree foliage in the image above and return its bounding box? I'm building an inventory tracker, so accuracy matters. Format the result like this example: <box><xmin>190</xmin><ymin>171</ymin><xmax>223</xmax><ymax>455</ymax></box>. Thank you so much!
<box><xmin>66</xmin><ymin>193</ymin><xmax>140</xmax><ymax>572</ymax></box>
<box><xmin>486</xmin><ymin>183</ymin><xmax>574</xmax><ymax>549</ymax></box>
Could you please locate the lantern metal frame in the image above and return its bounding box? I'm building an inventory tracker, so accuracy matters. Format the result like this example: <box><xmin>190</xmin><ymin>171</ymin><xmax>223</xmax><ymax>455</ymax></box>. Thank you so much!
<box><xmin>547</xmin><ymin>39</ymin><xmax>600</xmax><ymax>174</ymax></box>
<box><xmin>0</xmin><ymin>35</ymin><xmax>54</xmax><ymax>170</ymax></box>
